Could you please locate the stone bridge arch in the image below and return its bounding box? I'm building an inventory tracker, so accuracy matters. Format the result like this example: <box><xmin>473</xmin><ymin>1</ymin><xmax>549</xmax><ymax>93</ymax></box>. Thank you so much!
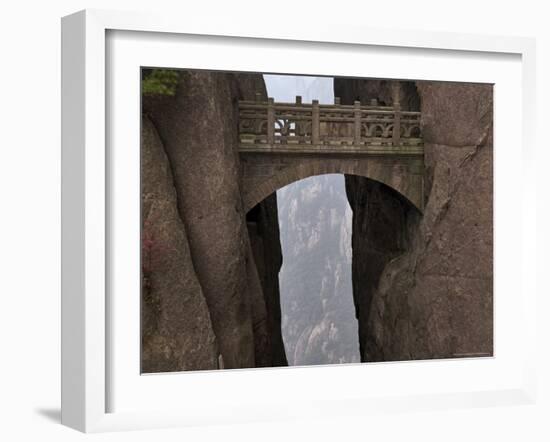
<box><xmin>241</xmin><ymin>155</ymin><xmax>425</xmax><ymax>213</ymax></box>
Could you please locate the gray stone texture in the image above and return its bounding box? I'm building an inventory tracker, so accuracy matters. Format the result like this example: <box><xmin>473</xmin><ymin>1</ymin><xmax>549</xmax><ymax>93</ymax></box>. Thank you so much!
<box><xmin>334</xmin><ymin>78</ymin><xmax>421</xmax><ymax>111</ymax></box>
<box><xmin>336</xmin><ymin>78</ymin><xmax>493</xmax><ymax>361</ymax></box>
<box><xmin>241</xmin><ymin>155</ymin><xmax>424</xmax><ymax>213</ymax></box>
<box><xmin>344</xmin><ymin>177</ymin><xmax>421</xmax><ymax>360</ymax></box>
<box><xmin>246</xmin><ymin>193</ymin><xmax>288</xmax><ymax>367</ymax></box>
<box><xmin>143</xmin><ymin>71</ymin><xmax>285</xmax><ymax>370</ymax></box>
<box><xmin>141</xmin><ymin>115</ymin><xmax>218</xmax><ymax>372</ymax></box>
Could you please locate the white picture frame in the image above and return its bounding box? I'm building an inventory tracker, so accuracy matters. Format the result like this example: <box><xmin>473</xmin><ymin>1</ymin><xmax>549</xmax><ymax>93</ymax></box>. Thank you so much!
<box><xmin>61</xmin><ymin>9</ymin><xmax>537</xmax><ymax>433</ymax></box>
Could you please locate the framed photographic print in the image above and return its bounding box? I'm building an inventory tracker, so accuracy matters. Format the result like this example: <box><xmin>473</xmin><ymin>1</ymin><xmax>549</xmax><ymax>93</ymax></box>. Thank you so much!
<box><xmin>61</xmin><ymin>9</ymin><xmax>537</xmax><ymax>433</ymax></box>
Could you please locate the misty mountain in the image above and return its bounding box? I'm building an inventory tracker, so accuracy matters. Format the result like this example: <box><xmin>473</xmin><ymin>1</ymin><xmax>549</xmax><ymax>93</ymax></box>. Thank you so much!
<box><xmin>277</xmin><ymin>174</ymin><xmax>360</xmax><ymax>365</ymax></box>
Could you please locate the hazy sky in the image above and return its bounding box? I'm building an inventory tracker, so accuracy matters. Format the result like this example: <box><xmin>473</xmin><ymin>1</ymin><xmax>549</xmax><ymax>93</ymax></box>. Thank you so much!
<box><xmin>263</xmin><ymin>74</ymin><xmax>334</xmax><ymax>104</ymax></box>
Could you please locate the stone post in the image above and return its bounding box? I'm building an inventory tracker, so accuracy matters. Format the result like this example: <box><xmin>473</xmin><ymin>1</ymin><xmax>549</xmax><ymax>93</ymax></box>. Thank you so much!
<box><xmin>392</xmin><ymin>83</ymin><xmax>401</xmax><ymax>146</ymax></box>
<box><xmin>312</xmin><ymin>99</ymin><xmax>320</xmax><ymax>145</ymax></box>
<box><xmin>295</xmin><ymin>96</ymin><xmax>302</xmax><ymax>140</ymax></box>
<box><xmin>354</xmin><ymin>100</ymin><xmax>362</xmax><ymax>145</ymax></box>
<box><xmin>267</xmin><ymin>97</ymin><xmax>275</xmax><ymax>145</ymax></box>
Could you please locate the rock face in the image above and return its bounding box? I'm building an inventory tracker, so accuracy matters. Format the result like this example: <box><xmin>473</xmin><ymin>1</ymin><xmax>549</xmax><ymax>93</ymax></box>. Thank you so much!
<box><xmin>247</xmin><ymin>194</ymin><xmax>288</xmax><ymax>367</ymax></box>
<box><xmin>344</xmin><ymin>177</ymin><xmax>420</xmax><ymax>360</ymax></box>
<box><xmin>334</xmin><ymin>78</ymin><xmax>420</xmax><ymax>110</ymax></box>
<box><xmin>143</xmin><ymin>71</ymin><xmax>286</xmax><ymax>370</ymax></box>
<box><xmin>335</xmin><ymin>78</ymin><xmax>493</xmax><ymax>361</ymax></box>
<box><xmin>141</xmin><ymin>115</ymin><xmax>218</xmax><ymax>372</ymax></box>
<box><xmin>379</xmin><ymin>81</ymin><xmax>493</xmax><ymax>360</ymax></box>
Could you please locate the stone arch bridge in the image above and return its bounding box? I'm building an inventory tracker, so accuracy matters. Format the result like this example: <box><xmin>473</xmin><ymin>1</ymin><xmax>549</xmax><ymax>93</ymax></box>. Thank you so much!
<box><xmin>238</xmin><ymin>91</ymin><xmax>425</xmax><ymax>212</ymax></box>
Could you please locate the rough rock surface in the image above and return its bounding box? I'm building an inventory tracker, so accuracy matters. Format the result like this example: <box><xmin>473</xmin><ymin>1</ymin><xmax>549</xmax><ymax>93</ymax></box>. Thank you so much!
<box><xmin>144</xmin><ymin>72</ymin><xmax>256</xmax><ymax>368</ymax></box>
<box><xmin>234</xmin><ymin>73</ymin><xmax>268</xmax><ymax>100</ymax></box>
<box><xmin>247</xmin><ymin>194</ymin><xmax>288</xmax><ymax>367</ymax></box>
<box><xmin>334</xmin><ymin>78</ymin><xmax>420</xmax><ymax>110</ymax></box>
<box><xmin>344</xmin><ymin>177</ymin><xmax>420</xmax><ymax>360</ymax></box>
<box><xmin>141</xmin><ymin>115</ymin><xmax>218</xmax><ymax>372</ymax></box>
<box><xmin>368</xmin><ymin>81</ymin><xmax>493</xmax><ymax>361</ymax></box>
<box><xmin>143</xmin><ymin>71</ymin><xmax>285</xmax><ymax>370</ymax></box>
<box><xmin>335</xmin><ymin>79</ymin><xmax>493</xmax><ymax>361</ymax></box>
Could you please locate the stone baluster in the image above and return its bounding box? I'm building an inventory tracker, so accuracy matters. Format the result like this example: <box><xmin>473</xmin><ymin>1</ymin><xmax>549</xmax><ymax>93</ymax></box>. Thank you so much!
<box><xmin>333</xmin><ymin>97</ymin><xmax>341</xmax><ymax>140</ymax></box>
<box><xmin>267</xmin><ymin>97</ymin><xmax>275</xmax><ymax>145</ymax></box>
<box><xmin>312</xmin><ymin>99</ymin><xmax>320</xmax><ymax>145</ymax></box>
<box><xmin>354</xmin><ymin>100</ymin><xmax>362</xmax><ymax>146</ymax></box>
<box><xmin>295</xmin><ymin>96</ymin><xmax>302</xmax><ymax>141</ymax></box>
<box><xmin>256</xmin><ymin>93</ymin><xmax>263</xmax><ymax>143</ymax></box>
<box><xmin>392</xmin><ymin>83</ymin><xmax>401</xmax><ymax>146</ymax></box>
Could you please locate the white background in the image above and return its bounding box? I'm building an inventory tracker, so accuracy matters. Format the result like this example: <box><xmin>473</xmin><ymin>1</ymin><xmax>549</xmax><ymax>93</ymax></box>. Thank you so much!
<box><xmin>1</xmin><ymin>0</ymin><xmax>548</xmax><ymax>441</ymax></box>
<box><xmin>109</xmin><ymin>29</ymin><xmax>523</xmax><ymax>415</ymax></box>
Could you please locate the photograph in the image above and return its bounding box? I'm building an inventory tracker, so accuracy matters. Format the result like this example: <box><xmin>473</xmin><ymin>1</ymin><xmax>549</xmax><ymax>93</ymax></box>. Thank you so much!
<box><xmin>140</xmin><ymin>69</ymin><xmax>493</xmax><ymax>373</ymax></box>
<box><xmin>0</xmin><ymin>0</ymin><xmax>545</xmax><ymax>438</ymax></box>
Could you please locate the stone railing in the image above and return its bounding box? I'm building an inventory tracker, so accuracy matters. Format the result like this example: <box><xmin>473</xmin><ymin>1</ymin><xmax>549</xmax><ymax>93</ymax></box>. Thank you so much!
<box><xmin>238</xmin><ymin>94</ymin><xmax>423</xmax><ymax>154</ymax></box>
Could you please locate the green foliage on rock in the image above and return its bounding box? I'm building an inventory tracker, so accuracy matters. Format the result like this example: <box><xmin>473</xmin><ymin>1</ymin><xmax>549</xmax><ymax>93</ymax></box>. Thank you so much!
<box><xmin>142</xmin><ymin>69</ymin><xmax>180</xmax><ymax>96</ymax></box>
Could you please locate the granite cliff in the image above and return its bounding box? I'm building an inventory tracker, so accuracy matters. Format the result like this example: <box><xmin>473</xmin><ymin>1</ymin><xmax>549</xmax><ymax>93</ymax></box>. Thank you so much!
<box><xmin>141</xmin><ymin>115</ymin><xmax>218</xmax><ymax>372</ymax></box>
<box><xmin>335</xmin><ymin>78</ymin><xmax>493</xmax><ymax>361</ymax></box>
<box><xmin>142</xmin><ymin>71</ymin><xmax>287</xmax><ymax>370</ymax></box>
